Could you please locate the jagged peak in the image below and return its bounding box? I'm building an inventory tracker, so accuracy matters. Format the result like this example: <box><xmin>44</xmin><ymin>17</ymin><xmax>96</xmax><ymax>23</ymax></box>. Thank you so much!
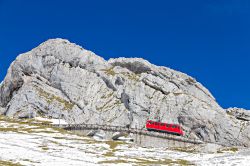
<box><xmin>32</xmin><ymin>38</ymin><xmax>87</xmax><ymax>56</ymax></box>
<box><xmin>17</xmin><ymin>38</ymin><xmax>108</xmax><ymax>70</ymax></box>
<box><xmin>37</xmin><ymin>38</ymin><xmax>83</xmax><ymax>50</ymax></box>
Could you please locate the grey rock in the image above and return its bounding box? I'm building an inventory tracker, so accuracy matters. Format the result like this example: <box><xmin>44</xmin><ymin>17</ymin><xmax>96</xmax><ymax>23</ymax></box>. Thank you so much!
<box><xmin>0</xmin><ymin>38</ymin><xmax>249</xmax><ymax>148</ymax></box>
<box><xmin>0</xmin><ymin>106</ymin><xmax>5</xmax><ymax>115</ymax></box>
<box><xmin>226</xmin><ymin>107</ymin><xmax>250</xmax><ymax>121</ymax></box>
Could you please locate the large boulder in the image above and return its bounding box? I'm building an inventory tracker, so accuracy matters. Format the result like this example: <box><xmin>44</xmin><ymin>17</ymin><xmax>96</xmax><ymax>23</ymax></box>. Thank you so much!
<box><xmin>0</xmin><ymin>38</ymin><xmax>249</xmax><ymax>147</ymax></box>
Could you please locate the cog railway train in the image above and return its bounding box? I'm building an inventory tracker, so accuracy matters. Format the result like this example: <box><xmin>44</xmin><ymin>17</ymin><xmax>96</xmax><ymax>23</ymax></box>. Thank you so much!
<box><xmin>146</xmin><ymin>120</ymin><xmax>184</xmax><ymax>136</ymax></box>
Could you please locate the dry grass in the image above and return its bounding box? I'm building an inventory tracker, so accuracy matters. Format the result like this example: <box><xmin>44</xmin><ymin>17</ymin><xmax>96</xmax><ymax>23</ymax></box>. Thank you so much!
<box><xmin>0</xmin><ymin>160</ymin><xmax>23</xmax><ymax>166</ymax></box>
<box><xmin>37</xmin><ymin>87</ymin><xmax>74</xmax><ymax>110</ymax></box>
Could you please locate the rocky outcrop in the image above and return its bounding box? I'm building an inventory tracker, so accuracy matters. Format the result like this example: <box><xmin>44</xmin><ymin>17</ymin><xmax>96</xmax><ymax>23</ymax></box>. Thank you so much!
<box><xmin>0</xmin><ymin>38</ymin><xmax>249</xmax><ymax>147</ymax></box>
<box><xmin>0</xmin><ymin>106</ymin><xmax>4</xmax><ymax>115</ymax></box>
<box><xmin>226</xmin><ymin>108</ymin><xmax>250</xmax><ymax>121</ymax></box>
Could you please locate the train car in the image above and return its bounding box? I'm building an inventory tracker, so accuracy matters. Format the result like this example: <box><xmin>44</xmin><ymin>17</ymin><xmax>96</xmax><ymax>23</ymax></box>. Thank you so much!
<box><xmin>146</xmin><ymin>120</ymin><xmax>184</xmax><ymax>136</ymax></box>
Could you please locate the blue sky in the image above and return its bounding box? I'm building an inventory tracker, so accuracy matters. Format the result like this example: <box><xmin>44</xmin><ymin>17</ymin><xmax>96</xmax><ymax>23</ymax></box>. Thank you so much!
<box><xmin>0</xmin><ymin>0</ymin><xmax>249</xmax><ymax>109</ymax></box>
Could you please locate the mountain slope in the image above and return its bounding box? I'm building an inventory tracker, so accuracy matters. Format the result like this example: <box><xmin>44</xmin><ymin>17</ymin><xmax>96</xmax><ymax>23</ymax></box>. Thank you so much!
<box><xmin>0</xmin><ymin>39</ymin><xmax>249</xmax><ymax>147</ymax></box>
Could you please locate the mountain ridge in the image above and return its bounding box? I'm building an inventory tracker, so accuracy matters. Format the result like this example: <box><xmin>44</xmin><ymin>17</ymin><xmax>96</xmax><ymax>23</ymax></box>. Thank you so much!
<box><xmin>0</xmin><ymin>38</ymin><xmax>249</xmax><ymax>147</ymax></box>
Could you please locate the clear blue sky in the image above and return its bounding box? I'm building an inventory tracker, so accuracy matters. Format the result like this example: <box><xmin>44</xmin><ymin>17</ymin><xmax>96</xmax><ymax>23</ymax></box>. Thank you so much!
<box><xmin>0</xmin><ymin>0</ymin><xmax>249</xmax><ymax>109</ymax></box>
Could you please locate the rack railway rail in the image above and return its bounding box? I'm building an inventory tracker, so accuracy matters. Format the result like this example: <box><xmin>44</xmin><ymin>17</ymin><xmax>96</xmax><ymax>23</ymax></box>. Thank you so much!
<box><xmin>44</xmin><ymin>123</ymin><xmax>203</xmax><ymax>145</ymax></box>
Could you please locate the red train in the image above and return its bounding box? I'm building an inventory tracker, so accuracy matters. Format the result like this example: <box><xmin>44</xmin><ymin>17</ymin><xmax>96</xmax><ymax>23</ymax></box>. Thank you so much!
<box><xmin>146</xmin><ymin>120</ymin><xmax>184</xmax><ymax>136</ymax></box>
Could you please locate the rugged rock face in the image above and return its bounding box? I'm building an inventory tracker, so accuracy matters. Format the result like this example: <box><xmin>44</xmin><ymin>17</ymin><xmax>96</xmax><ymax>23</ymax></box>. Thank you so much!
<box><xmin>0</xmin><ymin>39</ymin><xmax>249</xmax><ymax>147</ymax></box>
<box><xmin>226</xmin><ymin>108</ymin><xmax>250</xmax><ymax>121</ymax></box>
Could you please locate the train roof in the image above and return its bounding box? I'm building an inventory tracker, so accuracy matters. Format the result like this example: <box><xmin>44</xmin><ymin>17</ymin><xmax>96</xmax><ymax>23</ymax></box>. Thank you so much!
<box><xmin>146</xmin><ymin>120</ymin><xmax>181</xmax><ymax>126</ymax></box>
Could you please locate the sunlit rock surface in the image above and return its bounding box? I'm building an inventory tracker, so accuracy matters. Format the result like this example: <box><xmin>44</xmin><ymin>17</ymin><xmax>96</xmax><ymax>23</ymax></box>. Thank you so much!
<box><xmin>226</xmin><ymin>107</ymin><xmax>250</xmax><ymax>121</ymax></box>
<box><xmin>0</xmin><ymin>38</ymin><xmax>249</xmax><ymax>147</ymax></box>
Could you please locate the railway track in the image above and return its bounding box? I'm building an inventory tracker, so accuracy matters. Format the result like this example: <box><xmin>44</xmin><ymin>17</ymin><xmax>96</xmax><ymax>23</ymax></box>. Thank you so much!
<box><xmin>46</xmin><ymin>123</ymin><xmax>203</xmax><ymax>145</ymax></box>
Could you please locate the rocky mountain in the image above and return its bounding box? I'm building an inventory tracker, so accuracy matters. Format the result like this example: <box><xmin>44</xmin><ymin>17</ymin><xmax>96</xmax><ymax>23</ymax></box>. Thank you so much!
<box><xmin>0</xmin><ymin>39</ymin><xmax>249</xmax><ymax>147</ymax></box>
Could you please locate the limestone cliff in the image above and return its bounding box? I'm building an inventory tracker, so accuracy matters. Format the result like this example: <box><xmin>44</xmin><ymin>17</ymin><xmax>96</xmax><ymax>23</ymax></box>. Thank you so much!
<box><xmin>0</xmin><ymin>39</ymin><xmax>249</xmax><ymax>147</ymax></box>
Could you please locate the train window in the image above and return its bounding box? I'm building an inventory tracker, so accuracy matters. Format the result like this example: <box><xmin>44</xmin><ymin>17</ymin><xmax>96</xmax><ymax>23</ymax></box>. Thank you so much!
<box><xmin>166</xmin><ymin>124</ymin><xmax>170</xmax><ymax>128</ymax></box>
<box><xmin>172</xmin><ymin>125</ymin><xmax>176</xmax><ymax>128</ymax></box>
<box><xmin>155</xmin><ymin>122</ymin><xmax>159</xmax><ymax>125</ymax></box>
<box><xmin>160</xmin><ymin>123</ymin><xmax>165</xmax><ymax>126</ymax></box>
